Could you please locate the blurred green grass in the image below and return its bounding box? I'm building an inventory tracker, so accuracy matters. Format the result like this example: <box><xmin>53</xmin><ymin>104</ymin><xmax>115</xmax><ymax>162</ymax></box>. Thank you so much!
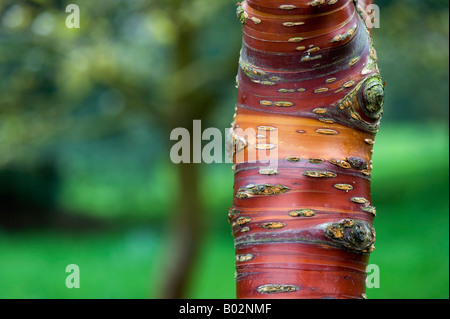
<box><xmin>0</xmin><ymin>122</ymin><xmax>448</xmax><ymax>299</ymax></box>
<box><xmin>367</xmin><ymin>122</ymin><xmax>449</xmax><ymax>299</ymax></box>
<box><xmin>0</xmin><ymin>228</ymin><xmax>164</xmax><ymax>298</ymax></box>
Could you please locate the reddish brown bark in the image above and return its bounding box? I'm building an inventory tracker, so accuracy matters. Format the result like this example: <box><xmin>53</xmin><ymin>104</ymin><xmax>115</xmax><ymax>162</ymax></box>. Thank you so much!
<box><xmin>229</xmin><ymin>0</ymin><xmax>383</xmax><ymax>299</ymax></box>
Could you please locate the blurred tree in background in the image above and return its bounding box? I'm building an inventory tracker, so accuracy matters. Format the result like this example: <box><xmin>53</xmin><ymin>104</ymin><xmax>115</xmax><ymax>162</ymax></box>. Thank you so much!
<box><xmin>0</xmin><ymin>0</ymin><xmax>448</xmax><ymax>298</ymax></box>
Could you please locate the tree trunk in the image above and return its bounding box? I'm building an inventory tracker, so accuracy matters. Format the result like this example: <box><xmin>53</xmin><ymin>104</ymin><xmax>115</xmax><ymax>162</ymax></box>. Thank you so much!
<box><xmin>230</xmin><ymin>0</ymin><xmax>384</xmax><ymax>299</ymax></box>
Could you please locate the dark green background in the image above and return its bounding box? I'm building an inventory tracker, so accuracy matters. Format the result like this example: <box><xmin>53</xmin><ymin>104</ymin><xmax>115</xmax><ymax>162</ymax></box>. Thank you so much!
<box><xmin>0</xmin><ymin>0</ymin><xmax>448</xmax><ymax>298</ymax></box>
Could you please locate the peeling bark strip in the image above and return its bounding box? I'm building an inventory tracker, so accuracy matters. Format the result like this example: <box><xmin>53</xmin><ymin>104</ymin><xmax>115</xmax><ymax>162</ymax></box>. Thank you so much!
<box><xmin>257</xmin><ymin>284</ymin><xmax>299</xmax><ymax>294</ymax></box>
<box><xmin>230</xmin><ymin>0</ymin><xmax>384</xmax><ymax>299</ymax></box>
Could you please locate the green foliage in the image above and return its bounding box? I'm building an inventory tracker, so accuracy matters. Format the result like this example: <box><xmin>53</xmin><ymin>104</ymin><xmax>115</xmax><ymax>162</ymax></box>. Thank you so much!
<box><xmin>374</xmin><ymin>0</ymin><xmax>449</xmax><ymax>121</ymax></box>
<box><xmin>0</xmin><ymin>0</ymin><xmax>239</xmax><ymax>167</ymax></box>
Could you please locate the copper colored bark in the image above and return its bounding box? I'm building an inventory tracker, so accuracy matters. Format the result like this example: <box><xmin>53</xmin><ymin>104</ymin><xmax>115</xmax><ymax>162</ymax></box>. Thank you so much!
<box><xmin>229</xmin><ymin>0</ymin><xmax>383</xmax><ymax>299</ymax></box>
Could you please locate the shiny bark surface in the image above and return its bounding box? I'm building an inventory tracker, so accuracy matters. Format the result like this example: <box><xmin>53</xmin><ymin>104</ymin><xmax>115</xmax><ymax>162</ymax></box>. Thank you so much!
<box><xmin>230</xmin><ymin>0</ymin><xmax>383</xmax><ymax>299</ymax></box>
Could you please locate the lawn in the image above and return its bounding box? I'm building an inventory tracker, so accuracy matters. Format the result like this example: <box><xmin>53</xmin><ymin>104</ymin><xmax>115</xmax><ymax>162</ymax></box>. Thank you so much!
<box><xmin>0</xmin><ymin>123</ymin><xmax>448</xmax><ymax>299</ymax></box>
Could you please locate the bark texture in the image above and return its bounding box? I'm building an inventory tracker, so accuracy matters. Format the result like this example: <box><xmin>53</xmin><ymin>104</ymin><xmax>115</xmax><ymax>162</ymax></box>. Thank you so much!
<box><xmin>229</xmin><ymin>0</ymin><xmax>383</xmax><ymax>299</ymax></box>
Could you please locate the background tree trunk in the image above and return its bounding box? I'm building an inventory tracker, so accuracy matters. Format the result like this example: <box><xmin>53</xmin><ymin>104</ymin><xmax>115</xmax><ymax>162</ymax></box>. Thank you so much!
<box><xmin>230</xmin><ymin>0</ymin><xmax>383</xmax><ymax>299</ymax></box>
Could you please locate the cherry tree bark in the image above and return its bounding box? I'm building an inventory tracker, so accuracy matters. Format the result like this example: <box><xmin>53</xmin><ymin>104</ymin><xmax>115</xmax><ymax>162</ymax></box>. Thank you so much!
<box><xmin>229</xmin><ymin>0</ymin><xmax>384</xmax><ymax>299</ymax></box>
